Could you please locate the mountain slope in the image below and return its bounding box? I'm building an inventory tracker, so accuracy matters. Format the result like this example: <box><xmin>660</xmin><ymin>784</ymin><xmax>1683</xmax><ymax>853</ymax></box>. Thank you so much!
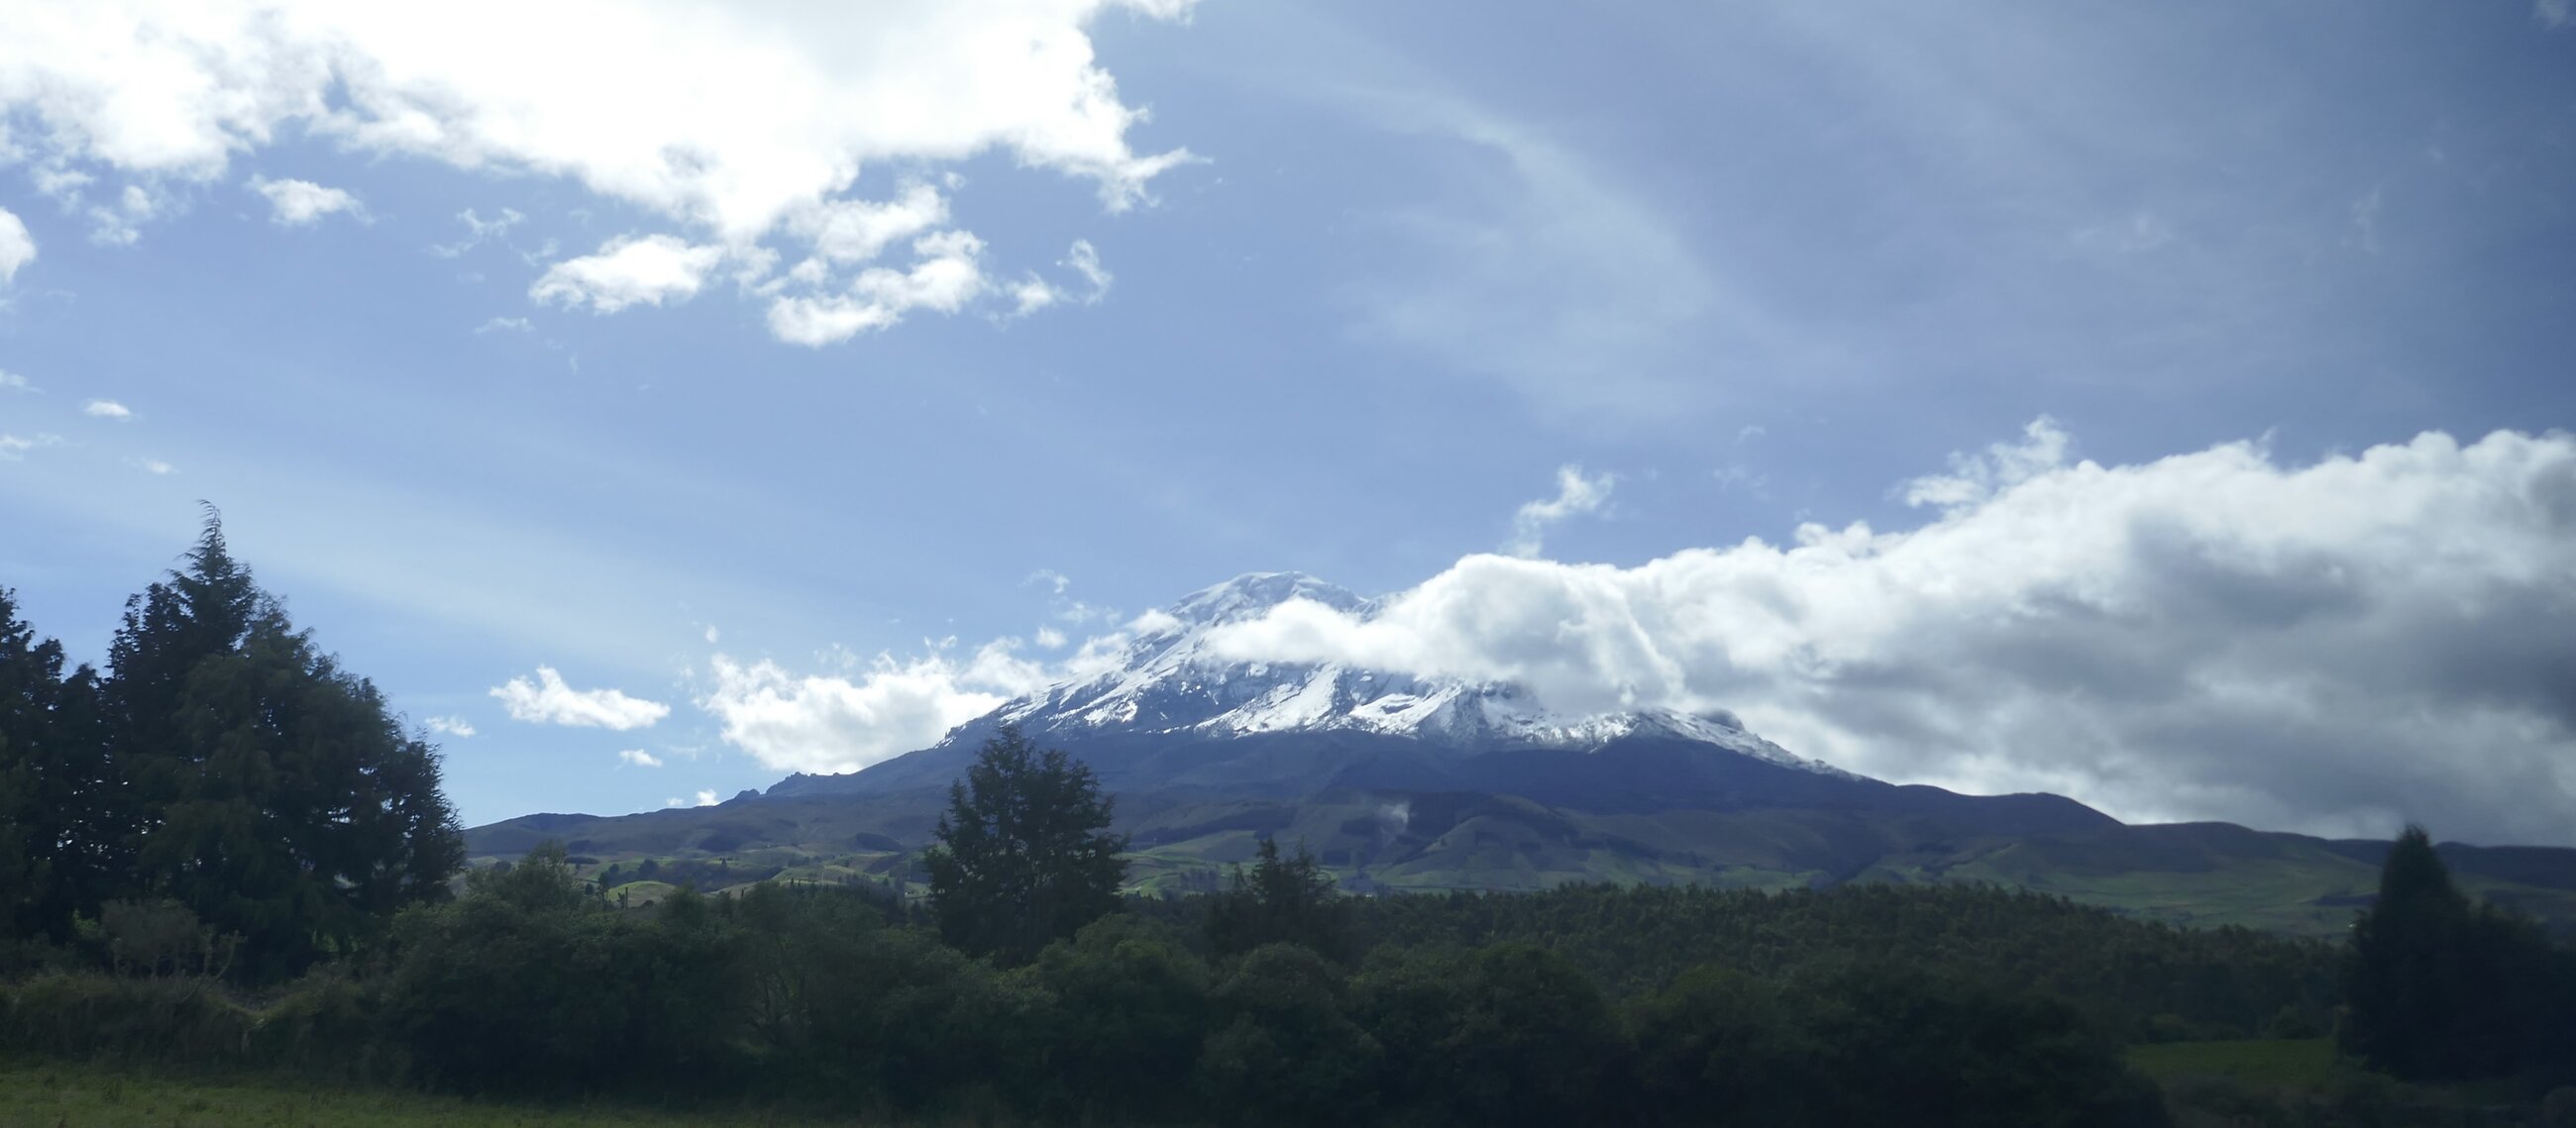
<box><xmin>466</xmin><ymin>571</ymin><xmax>2576</xmax><ymax>937</ymax></box>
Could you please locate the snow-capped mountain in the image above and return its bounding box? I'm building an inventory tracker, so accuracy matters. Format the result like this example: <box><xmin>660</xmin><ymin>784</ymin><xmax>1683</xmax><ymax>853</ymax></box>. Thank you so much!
<box><xmin>952</xmin><ymin>571</ymin><xmax>1857</xmax><ymax>779</ymax></box>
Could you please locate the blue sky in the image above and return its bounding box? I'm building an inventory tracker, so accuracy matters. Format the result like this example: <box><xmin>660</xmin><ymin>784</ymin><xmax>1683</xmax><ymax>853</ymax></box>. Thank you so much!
<box><xmin>3</xmin><ymin>1</ymin><xmax>2573</xmax><ymax>841</ymax></box>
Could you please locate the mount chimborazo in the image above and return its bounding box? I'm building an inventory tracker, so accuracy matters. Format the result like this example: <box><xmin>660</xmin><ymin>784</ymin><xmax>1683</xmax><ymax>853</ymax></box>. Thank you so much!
<box><xmin>468</xmin><ymin>572</ymin><xmax>2576</xmax><ymax>936</ymax></box>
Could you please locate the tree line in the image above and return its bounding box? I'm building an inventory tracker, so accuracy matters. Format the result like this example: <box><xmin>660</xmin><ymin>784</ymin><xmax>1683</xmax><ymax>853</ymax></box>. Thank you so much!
<box><xmin>6</xmin><ymin>515</ymin><xmax>2576</xmax><ymax>1124</ymax></box>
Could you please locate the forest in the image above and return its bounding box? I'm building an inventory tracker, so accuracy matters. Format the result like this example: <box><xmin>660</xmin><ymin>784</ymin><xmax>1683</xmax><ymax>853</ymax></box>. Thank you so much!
<box><xmin>6</xmin><ymin>520</ymin><xmax>2576</xmax><ymax>1127</ymax></box>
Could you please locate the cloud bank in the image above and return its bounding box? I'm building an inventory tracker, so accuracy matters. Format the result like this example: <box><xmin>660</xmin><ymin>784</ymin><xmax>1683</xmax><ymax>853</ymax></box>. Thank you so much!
<box><xmin>492</xmin><ymin>667</ymin><xmax>671</xmax><ymax>730</ymax></box>
<box><xmin>0</xmin><ymin>0</ymin><xmax>1195</xmax><ymax>337</ymax></box>
<box><xmin>1206</xmin><ymin>426</ymin><xmax>2576</xmax><ymax>845</ymax></box>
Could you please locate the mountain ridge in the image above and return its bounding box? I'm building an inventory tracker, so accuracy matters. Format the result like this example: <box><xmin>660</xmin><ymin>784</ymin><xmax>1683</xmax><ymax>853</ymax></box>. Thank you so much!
<box><xmin>462</xmin><ymin>570</ymin><xmax>2576</xmax><ymax>938</ymax></box>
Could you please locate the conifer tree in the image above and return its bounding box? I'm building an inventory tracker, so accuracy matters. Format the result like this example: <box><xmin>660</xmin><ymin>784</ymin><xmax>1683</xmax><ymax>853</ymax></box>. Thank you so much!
<box><xmin>0</xmin><ymin>587</ymin><xmax>124</xmax><ymax>942</ymax></box>
<box><xmin>101</xmin><ymin>511</ymin><xmax>465</xmax><ymax>978</ymax></box>
<box><xmin>2334</xmin><ymin>824</ymin><xmax>2555</xmax><ymax>1080</ymax></box>
<box><xmin>924</xmin><ymin>724</ymin><xmax>1126</xmax><ymax>965</ymax></box>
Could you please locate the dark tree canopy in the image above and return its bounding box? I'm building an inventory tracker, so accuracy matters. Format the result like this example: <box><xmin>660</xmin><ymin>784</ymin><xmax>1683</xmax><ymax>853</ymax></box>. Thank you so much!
<box><xmin>0</xmin><ymin>588</ymin><xmax>122</xmax><ymax>943</ymax></box>
<box><xmin>923</xmin><ymin>724</ymin><xmax>1127</xmax><ymax>965</ymax></box>
<box><xmin>98</xmin><ymin>512</ymin><xmax>465</xmax><ymax>979</ymax></box>
<box><xmin>1207</xmin><ymin>836</ymin><xmax>1354</xmax><ymax>963</ymax></box>
<box><xmin>2338</xmin><ymin>824</ymin><xmax>2573</xmax><ymax>1081</ymax></box>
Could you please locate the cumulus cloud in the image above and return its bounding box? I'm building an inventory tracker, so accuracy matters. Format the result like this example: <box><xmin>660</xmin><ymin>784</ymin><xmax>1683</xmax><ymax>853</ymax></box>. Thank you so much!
<box><xmin>128</xmin><ymin>458</ymin><xmax>174</xmax><ymax>475</ymax></box>
<box><xmin>83</xmin><ymin>400</ymin><xmax>132</xmax><ymax>420</ymax></box>
<box><xmin>491</xmin><ymin>667</ymin><xmax>671</xmax><ymax>730</ymax></box>
<box><xmin>1507</xmin><ymin>464</ymin><xmax>1615</xmax><ymax>557</ymax></box>
<box><xmin>1899</xmin><ymin>416</ymin><xmax>2072</xmax><ymax>510</ymax></box>
<box><xmin>0</xmin><ymin>0</ymin><xmax>1194</xmax><ymax>330</ymax></box>
<box><xmin>249</xmin><ymin>175</ymin><xmax>361</xmax><ymax>226</ymax></box>
<box><xmin>764</xmin><ymin>230</ymin><xmax>990</xmax><ymax>345</ymax></box>
<box><xmin>700</xmin><ymin>641</ymin><xmax>1051</xmax><ymax>774</ymax></box>
<box><xmin>423</xmin><ymin>715</ymin><xmax>477</xmax><ymax>739</ymax></box>
<box><xmin>617</xmin><ymin>749</ymin><xmax>664</xmax><ymax>769</ymax></box>
<box><xmin>531</xmin><ymin>235</ymin><xmax>727</xmax><ymax>313</ymax></box>
<box><xmin>1209</xmin><ymin>425</ymin><xmax>2576</xmax><ymax>846</ymax></box>
<box><xmin>0</xmin><ymin>207</ymin><xmax>31</xmax><ymax>282</ymax></box>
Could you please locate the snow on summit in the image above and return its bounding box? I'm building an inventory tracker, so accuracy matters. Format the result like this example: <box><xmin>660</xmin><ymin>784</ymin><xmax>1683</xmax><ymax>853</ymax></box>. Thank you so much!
<box><xmin>973</xmin><ymin>572</ymin><xmax>1857</xmax><ymax>778</ymax></box>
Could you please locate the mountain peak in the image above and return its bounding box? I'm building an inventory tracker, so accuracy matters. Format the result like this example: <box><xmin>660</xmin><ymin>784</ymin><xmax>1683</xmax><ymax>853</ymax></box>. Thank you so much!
<box><xmin>1165</xmin><ymin>571</ymin><xmax>1367</xmax><ymax>626</ymax></box>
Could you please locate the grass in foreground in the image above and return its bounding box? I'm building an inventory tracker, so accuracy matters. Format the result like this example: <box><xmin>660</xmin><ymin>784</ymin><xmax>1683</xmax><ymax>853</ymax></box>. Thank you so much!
<box><xmin>2127</xmin><ymin>1037</ymin><xmax>2340</xmax><ymax>1087</ymax></box>
<box><xmin>0</xmin><ymin>1061</ymin><xmax>840</xmax><ymax>1128</ymax></box>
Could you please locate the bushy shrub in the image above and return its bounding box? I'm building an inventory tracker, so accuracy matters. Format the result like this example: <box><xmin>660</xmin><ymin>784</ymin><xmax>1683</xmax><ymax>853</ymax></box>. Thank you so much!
<box><xmin>1198</xmin><ymin>943</ymin><xmax>1381</xmax><ymax>1128</ymax></box>
<box><xmin>1355</xmin><ymin>942</ymin><xmax>1626</xmax><ymax>1128</ymax></box>
<box><xmin>383</xmin><ymin>845</ymin><xmax>742</xmax><ymax>1094</ymax></box>
<box><xmin>1032</xmin><ymin>914</ymin><xmax>1213</xmax><ymax>1123</ymax></box>
<box><xmin>0</xmin><ymin>972</ymin><xmax>255</xmax><ymax>1065</ymax></box>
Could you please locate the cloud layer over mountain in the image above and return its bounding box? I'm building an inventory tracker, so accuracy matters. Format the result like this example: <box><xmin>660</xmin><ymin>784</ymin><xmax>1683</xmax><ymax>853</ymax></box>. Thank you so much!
<box><xmin>1203</xmin><ymin>425</ymin><xmax>2576</xmax><ymax>844</ymax></box>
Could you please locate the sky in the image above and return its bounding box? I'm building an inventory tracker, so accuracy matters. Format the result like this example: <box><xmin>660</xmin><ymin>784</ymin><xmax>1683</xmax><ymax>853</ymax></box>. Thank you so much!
<box><xmin>1</xmin><ymin>1</ymin><xmax>2573</xmax><ymax>843</ymax></box>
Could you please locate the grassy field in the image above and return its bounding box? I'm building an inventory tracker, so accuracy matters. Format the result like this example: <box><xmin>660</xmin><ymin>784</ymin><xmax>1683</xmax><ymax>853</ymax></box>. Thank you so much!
<box><xmin>2128</xmin><ymin>1037</ymin><xmax>2342</xmax><ymax>1087</ymax></box>
<box><xmin>0</xmin><ymin>1061</ymin><xmax>839</xmax><ymax>1127</ymax></box>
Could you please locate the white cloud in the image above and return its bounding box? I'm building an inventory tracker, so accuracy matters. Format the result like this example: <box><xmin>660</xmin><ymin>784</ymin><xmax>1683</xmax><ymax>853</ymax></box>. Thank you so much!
<box><xmin>531</xmin><ymin>235</ymin><xmax>726</xmax><ymax>314</ymax></box>
<box><xmin>1005</xmin><ymin>238</ymin><xmax>1115</xmax><ymax>316</ymax></box>
<box><xmin>1208</xmin><ymin>426</ymin><xmax>2576</xmax><ymax>846</ymax></box>
<box><xmin>249</xmin><ymin>175</ymin><xmax>361</xmax><ymax>226</ymax></box>
<box><xmin>2539</xmin><ymin>0</ymin><xmax>2572</xmax><ymax>31</ymax></box>
<box><xmin>491</xmin><ymin>666</ymin><xmax>671</xmax><ymax>730</ymax></box>
<box><xmin>130</xmin><ymin>458</ymin><xmax>174</xmax><ymax>475</ymax></box>
<box><xmin>699</xmin><ymin>640</ymin><xmax>1049</xmax><ymax>774</ymax></box>
<box><xmin>1507</xmin><ymin>464</ymin><xmax>1614</xmax><ymax>557</ymax></box>
<box><xmin>83</xmin><ymin>400</ymin><xmax>132</xmax><ymax>420</ymax></box>
<box><xmin>796</xmin><ymin>182</ymin><xmax>948</xmax><ymax>264</ymax></box>
<box><xmin>0</xmin><ymin>369</ymin><xmax>32</xmax><ymax>392</ymax></box>
<box><xmin>0</xmin><ymin>207</ymin><xmax>32</xmax><ymax>282</ymax></box>
<box><xmin>1062</xmin><ymin>239</ymin><xmax>1112</xmax><ymax>296</ymax></box>
<box><xmin>475</xmin><ymin>316</ymin><xmax>533</xmax><ymax>335</ymax></box>
<box><xmin>423</xmin><ymin>715</ymin><xmax>477</xmax><ymax>739</ymax></box>
<box><xmin>696</xmin><ymin>789</ymin><xmax>720</xmax><ymax>807</ymax></box>
<box><xmin>0</xmin><ymin>0</ymin><xmax>1195</xmax><ymax>327</ymax></box>
<box><xmin>0</xmin><ymin>433</ymin><xmax>62</xmax><ymax>461</ymax></box>
<box><xmin>1899</xmin><ymin>416</ymin><xmax>2072</xmax><ymax>510</ymax></box>
<box><xmin>617</xmin><ymin>749</ymin><xmax>664</xmax><ymax>769</ymax></box>
<box><xmin>704</xmin><ymin>625</ymin><xmax>721</xmax><ymax>645</ymax></box>
<box><xmin>765</xmin><ymin>230</ymin><xmax>989</xmax><ymax>345</ymax></box>
<box><xmin>1035</xmin><ymin>626</ymin><xmax>1068</xmax><ymax>649</ymax></box>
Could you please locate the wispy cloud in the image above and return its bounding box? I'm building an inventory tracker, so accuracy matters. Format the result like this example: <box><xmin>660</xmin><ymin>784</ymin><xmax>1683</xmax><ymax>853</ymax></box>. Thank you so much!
<box><xmin>616</xmin><ymin>749</ymin><xmax>663</xmax><ymax>768</ymax></box>
<box><xmin>424</xmin><ymin>715</ymin><xmax>477</xmax><ymax>739</ymax></box>
<box><xmin>0</xmin><ymin>433</ymin><xmax>62</xmax><ymax>461</ymax></box>
<box><xmin>1506</xmin><ymin>464</ymin><xmax>1614</xmax><ymax>558</ymax></box>
<box><xmin>83</xmin><ymin>399</ymin><xmax>131</xmax><ymax>420</ymax></box>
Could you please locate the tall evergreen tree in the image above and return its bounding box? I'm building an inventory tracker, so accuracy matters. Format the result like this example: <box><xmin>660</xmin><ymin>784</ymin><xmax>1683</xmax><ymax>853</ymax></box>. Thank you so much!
<box><xmin>923</xmin><ymin>724</ymin><xmax>1126</xmax><ymax>965</ymax></box>
<box><xmin>2337</xmin><ymin>824</ymin><xmax>2546</xmax><ymax>1080</ymax></box>
<box><xmin>0</xmin><ymin>587</ymin><xmax>124</xmax><ymax>942</ymax></box>
<box><xmin>102</xmin><ymin>512</ymin><xmax>465</xmax><ymax>979</ymax></box>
